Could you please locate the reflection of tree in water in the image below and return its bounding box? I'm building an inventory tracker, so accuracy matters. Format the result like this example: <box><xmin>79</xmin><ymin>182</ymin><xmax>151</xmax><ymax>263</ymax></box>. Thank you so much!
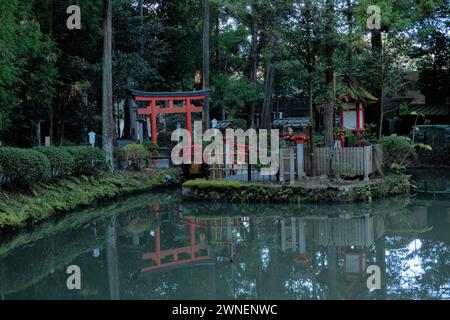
<box><xmin>385</xmin><ymin>237</ymin><xmax>450</xmax><ymax>299</ymax></box>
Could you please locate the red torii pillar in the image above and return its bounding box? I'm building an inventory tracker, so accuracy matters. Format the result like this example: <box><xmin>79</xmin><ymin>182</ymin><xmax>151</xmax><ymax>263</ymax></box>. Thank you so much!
<box><xmin>129</xmin><ymin>89</ymin><xmax>209</xmax><ymax>145</ymax></box>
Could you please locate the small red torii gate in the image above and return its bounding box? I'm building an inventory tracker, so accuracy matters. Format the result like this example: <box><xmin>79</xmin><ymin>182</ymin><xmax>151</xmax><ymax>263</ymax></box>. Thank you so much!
<box><xmin>129</xmin><ymin>89</ymin><xmax>210</xmax><ymax>145</ymax></box>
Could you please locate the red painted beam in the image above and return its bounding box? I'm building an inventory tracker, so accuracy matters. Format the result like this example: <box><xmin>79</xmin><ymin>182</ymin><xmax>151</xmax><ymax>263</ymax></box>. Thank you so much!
<box><xmin>142</xmin><ymin>245</ymin><xmax>207</xmax><ymax>260</ymax></box>
<box><xmin>141</xmin><ymin>255</ymin><xmax>211</xmax><ymax>273</ymax></box>
<box><xmin>137</xmin><ymin>106</ymin><xmax>203</xmax><ymax>115</ymax></box>
<box><xmin>135</xmin><ymin>96</ymin><xmax>206</xmax><ymax>102</ymax></box>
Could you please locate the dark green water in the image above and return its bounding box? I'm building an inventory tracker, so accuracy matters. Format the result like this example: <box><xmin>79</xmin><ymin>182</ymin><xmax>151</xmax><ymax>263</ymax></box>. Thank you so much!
<box><xmin>0</xmin><ymin>188</ymin><xmax>449</xmax><ymax>300</ymax></box>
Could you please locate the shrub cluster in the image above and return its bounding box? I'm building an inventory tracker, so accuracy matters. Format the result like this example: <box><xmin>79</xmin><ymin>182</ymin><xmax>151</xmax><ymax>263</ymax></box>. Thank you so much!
<box><xmin>123</xmin><ymin>143</ymin><xmax>150</xmax><ymax>170</ymax></box>
<box><xmin>0</xmin><ymin>148</ymin><xmax>51</xmax><ymax>188</ymax></box>
<box><xmin>62</xmin><ymin>146</ymin><xmax>108</xmax><ymax>176</ymax></box>
<box><xmin>33</xmin><ymin>147</ymin><xmax>75</xmax><ymax>178</ymax></box>
<box><xmin>379</xmin><ymin>135</ymin><xmax>417</xmax><ymax>171</ymax></box>
<box><xmin>0</xmin><ymin>146</ymin><xmax>107</xmax><ymax>188</ymax></box>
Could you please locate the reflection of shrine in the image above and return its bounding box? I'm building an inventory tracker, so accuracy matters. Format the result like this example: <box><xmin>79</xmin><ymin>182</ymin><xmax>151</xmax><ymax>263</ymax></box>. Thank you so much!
<box><xmin>208</xmin><ymin>217</ymin><xmax>250</xmax><ymax>261</ymax></box>
<box><xmin>280</xmin><ymin>214</ymin><xmax>386</xmax><ymax>299</ymax></box>
<box><xmin>140</xmin><ymin>204</ymin><xmax>211</xmax><ymax>273</ymax></box>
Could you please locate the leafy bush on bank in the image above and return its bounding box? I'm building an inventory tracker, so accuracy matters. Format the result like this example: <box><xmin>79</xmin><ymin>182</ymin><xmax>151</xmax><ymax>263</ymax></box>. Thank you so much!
<box><xmin>33</xmin><ymin>147</ymin><xmax>75</xmax><ymax>178</ymax></box>
<box><xmin>0</xmin><ymin>168</ymin><xmax>182</xmax><ymax>233</ymax></box>
<box><xmin>124</xmin><ymin>143</ymin><xmax>150</xmax><ymax>170</ymax></box>
<box><xmin>0</xmin><ymin>148</ymin><xmax>51</xmax><ymax>188</ymax></box>
<box><xmin>62</xmin><ymin>146</ymin><xmax>107</xmax><ymax>176</ymax></box>
<box><xmin>0</xmin><ymin>146</ymin><xmax>107</xmax><ymax>188</ymax></box>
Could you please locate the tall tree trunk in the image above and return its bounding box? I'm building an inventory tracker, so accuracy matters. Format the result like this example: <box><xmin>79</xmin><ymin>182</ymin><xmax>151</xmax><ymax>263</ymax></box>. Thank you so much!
<box><xmin>214</xmin><ymin>5</ymin><xmax>220</xmax><ymax>69</ymax></box>
<box><xmin>371</xmin><ymin>29</ymin><xmax>382</xmax><ymax>52</ymax></box>
<box><xmin>102</xmin><ymin>0</ymin><xmax>115</xmax><ymax>171</ymax></box>
<box><xmin>324</xmin><ymin>0</ymin><xmax>335</xmax><ymax>148</ymax></box>
<box><xmin>379</xmin><ymin>63</ymin><xmax>385</xmax><ymax>139</ymax></box>
<box><xmin>304</xmin><ymin>0</ymin><xmax>316</xmax><ymax>175</ymax></box>
<box><xmin>248</xmin><ymin>0</ymin><xmax>258</xmax><ymax>129</ymax></box>
<box><xmin>202</xmin><ymin>0</ymin><xmax>211</xmax><ymax>130</ymax></box>
<box><xmin>372</xmin><ymin>29</ymin><xmax>383</xmax><ymax>137</ymax></box>
<box><xmin>346</xmin><ymin>0</ymin><xmax>354</xmax><ymax>67</ymax></box>
<box><xmin>261</xmin><ymin>62</ymin><xmax>275</xmax><ymax>130</ymax></box>
<box><xmin>139</xmin><ymin>0</ymin><xmax>144</xmax><ymax>54</ymax></box>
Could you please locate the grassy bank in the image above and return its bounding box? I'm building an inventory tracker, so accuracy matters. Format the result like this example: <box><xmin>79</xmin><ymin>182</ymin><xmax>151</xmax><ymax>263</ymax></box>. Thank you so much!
<box><xmin>182</xmin><ymin>174</ymin><xmax>412</xmax><ymax>204</ymax></box>
<box><xmin>0</xmin><ymin>168</ymin><xmax>182</xmax><ymax>233</ymax></box>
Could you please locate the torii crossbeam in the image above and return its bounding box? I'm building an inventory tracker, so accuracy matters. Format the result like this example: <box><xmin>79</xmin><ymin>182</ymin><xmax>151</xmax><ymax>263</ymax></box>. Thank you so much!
<box><xmin>129</xmin><ymin>89</ymin><xmax>210</xmax><ymax>145</ymax></box>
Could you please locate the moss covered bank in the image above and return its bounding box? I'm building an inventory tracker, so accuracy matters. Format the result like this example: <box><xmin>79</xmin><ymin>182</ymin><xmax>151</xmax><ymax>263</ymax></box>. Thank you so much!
<box><xmin>182</xmin><ymin>174</ymin><xmax>412</xmax><ymax>204</ymax></box>
<box><xmin>0</xmin><ymin>168</ymin><xmax>182</xmax><ymax>233</ymax></box>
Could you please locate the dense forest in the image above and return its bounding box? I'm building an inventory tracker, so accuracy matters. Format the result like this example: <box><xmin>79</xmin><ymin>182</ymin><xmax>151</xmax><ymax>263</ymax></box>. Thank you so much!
<box><xmin>0</xmin><ymin>0</ymin><xmax>449</xmax><ymax>151</ymax></box>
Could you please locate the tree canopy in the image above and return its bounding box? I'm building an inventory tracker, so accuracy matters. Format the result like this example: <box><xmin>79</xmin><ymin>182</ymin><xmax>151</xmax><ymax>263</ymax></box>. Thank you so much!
<box><xmin>0</xmin><ymin>0</ymin><xmax>448</xmax><ymax>147</ymax></box>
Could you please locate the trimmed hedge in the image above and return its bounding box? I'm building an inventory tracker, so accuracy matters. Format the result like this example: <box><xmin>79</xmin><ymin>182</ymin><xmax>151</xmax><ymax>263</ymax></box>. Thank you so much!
<box><xmin>0</xmin><ymin>148</ymin><xmax>51</xmax><ymax>188</ymax></box>
<box><xmin>0</xmin><ymin>146</ymin><xmax>108</xmax><ymax>188</ymax></box>
<box><xmin>62</xmin><ymin>146</ymin><xmax>108</xmax><ymax>176</ymax></box>
<box><xmin>33</xmin><ymin>147</ymin><xmax>75</xmax><ymax>178</ymax></box>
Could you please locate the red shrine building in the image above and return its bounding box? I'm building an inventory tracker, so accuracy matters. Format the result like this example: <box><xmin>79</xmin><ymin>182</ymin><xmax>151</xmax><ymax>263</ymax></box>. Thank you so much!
<box><xmin>336</xmin><ymin>84</ymin><xmax>378</xmax><ymax>147</ymax></box>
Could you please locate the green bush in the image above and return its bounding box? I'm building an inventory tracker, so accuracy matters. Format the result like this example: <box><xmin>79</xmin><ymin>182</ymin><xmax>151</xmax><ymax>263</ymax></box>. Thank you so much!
<box><xmin>0</xmin><ymin>148</ymin><xmax>51</xmax><ymax>187</ymax></box>
<box><xmin>62</xmin><ymin>147</ymin><xmax>107</xmax><ymax>176</ymax></box>
<box><xmin>33</xmin><ymin>147</ymin><xmax>75</xmax><ymax>178</ymax></box>
<box><xmin>124</xmin><ymin>144</ymin><xmax>150</xmax><ymax>170</ymax></box>
<box><xmin>142</xmin><ymin>140</ymin><xmax>159</xmax><ymax>153</ymax></box>
<box><xmin>379</xmin><ymin>135</ymin><xmax>417</xmax><ymax>170</ymax></box>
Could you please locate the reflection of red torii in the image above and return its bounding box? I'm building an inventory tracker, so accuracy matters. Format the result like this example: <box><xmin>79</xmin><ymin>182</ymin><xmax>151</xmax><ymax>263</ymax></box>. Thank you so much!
<box><xmin>129</xmin><ymin>89</ymin><xmax>210</xmax><ymax>145</ymax></box>
<box><xmin>141</xmin><ymin>204</ymin><xmax>210</xmax><ymax>273</ymax></box>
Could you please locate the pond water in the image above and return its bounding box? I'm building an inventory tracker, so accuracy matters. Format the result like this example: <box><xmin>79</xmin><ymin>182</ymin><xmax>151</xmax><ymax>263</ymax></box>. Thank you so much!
<box><xmin>0</xmin><ymin>184</ymin><xmax>449</xmax><ymax>300</ymax></box>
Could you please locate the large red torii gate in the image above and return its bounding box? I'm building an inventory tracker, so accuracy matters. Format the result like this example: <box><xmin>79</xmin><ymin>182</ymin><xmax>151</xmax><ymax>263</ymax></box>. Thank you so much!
<box><xmin>129</xmin><ymin>89</ymin><xmax>210</xmax><ymax>145</ymax></box>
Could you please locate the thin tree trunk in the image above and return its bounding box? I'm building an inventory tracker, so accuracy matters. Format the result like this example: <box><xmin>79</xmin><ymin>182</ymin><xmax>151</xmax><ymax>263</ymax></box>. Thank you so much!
<box><xmin>102</xmin><ymin>0</ymin><xmax>115</xmax><ymax>171</ymax></box>
<box><xmin>324</xmin><ymin>0</ymin><xmax>335</xmax><ymax>148</ymax></box>
<box><xmin>202</xmin><ymin>0</ymin><xmax>211</xmax><ymax>130</ymax></box>
<box><xmin>249</xmin><ymin>0</ymin><xmax>258</xmax><ymax>128</ymax></box>
<box><xmin>379</xmin><ymin>65</ymin><xmax>385</xmax><ymax>139</ymax></box>
<box><xmin>49</xmin><ymin>105</ymin><xmax>54</xmax><ymax>146</ymax></box>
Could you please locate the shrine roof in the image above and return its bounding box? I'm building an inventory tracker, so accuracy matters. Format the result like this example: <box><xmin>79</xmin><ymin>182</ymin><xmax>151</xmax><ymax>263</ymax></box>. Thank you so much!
<box><xmin>272</xmin><ymin>118</ymin><xmax>312</xmax><ymax>128</ymax></box>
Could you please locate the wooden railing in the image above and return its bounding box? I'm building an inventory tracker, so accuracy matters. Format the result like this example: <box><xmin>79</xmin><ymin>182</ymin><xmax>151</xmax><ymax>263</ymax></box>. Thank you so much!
<box><xmin>304</xmin><ymin>145</ymin><xmax>383</xmax><ymax>180</ymax></box>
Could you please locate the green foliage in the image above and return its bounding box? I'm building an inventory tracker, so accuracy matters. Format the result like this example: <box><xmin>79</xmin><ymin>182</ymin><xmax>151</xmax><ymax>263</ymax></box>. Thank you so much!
<box><xmin>62</xmin><ymin>147</ymin><xmax>107</xmax><ymax>176</ymax></box>
<box><xmin>33</xmin><ymin>147</ymin><xmax>75</xmax><ymax>179</ymax></box>
<box><xmin>212</xmin><ymin>74</ymin><xmax>261</xmax><ymax>118</ymax></box>
<box><xmin>123</xmin><ymin>144</ymin><xmax>150</xmax><ymax>170</ymax></box>
<box><xmin>0</xmin><ymin>148</ymin><xmax>51</xmax><ymax>188</ymax></box>
<box><xmin>379</xmin><ymin>135</ymin><xmax>417</xmax><ymax>170</ymax></box>
<box><xmin>183</xmin><ymin>175</ymin><xmax>411</xmax><ymax>204</ymax></box>
<box><xmin>142</xmin><ymin>141</ymin><xmax>160</xmax><ymax>153</ymax></box>
<box><xmin>183</xmin><ymin>179</ymin><xmax>242</xmax><ymax>189</ymax></box>
<box><xmin>0</xmin><ymin>168</ymin><xmax>182</xmax><ymax>233</ymax></box>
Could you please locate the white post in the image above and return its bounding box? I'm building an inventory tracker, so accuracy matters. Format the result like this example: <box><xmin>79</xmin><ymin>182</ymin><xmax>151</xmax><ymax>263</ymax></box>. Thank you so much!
<box><xmin>364</xmin><ymin>146</ymin><xmax>371</xmax><ymax>182</ymax></box>
<box><xmin>279</xmin><ymin>149</ymin><xmax>285</xmax><ymax>183</ymax></box>
<box><xmin>290</xmin><ymin>148</ymin><xmax>295</xmax><ymax>185</ymax></box>
<box><xmin>297</xmin><ymin>143</ymin><xmax>304</xmax><ymax>180</ymax></box>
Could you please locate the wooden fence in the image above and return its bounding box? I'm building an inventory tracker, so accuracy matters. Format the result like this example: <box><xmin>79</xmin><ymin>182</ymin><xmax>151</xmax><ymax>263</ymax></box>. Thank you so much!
<box><xmin>304</xmin><ymin>145</ymin><xmax>383</xmax><ymax>180</ymax></box>
<box><xmin>207</xmin><ymin>145</ymin><xmax>383</xmax><ymax>183</ymax></box>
